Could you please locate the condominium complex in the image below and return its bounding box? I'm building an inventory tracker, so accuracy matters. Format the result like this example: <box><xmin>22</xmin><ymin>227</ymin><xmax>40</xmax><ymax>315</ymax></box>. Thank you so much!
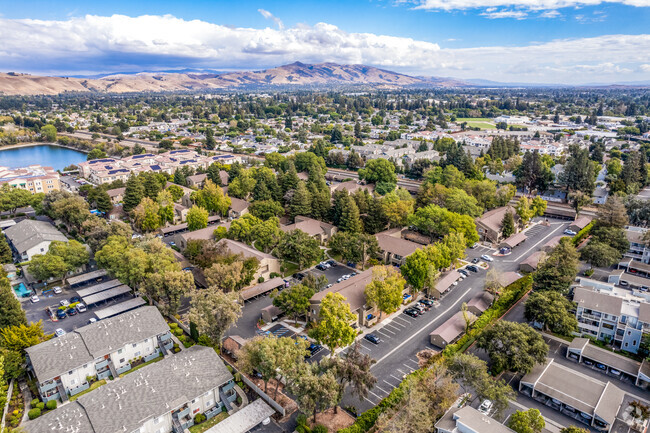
<box><xmin>0</xmin><ymin>164</ymin><xmax>60</xmax><ymax>194</ymax></box>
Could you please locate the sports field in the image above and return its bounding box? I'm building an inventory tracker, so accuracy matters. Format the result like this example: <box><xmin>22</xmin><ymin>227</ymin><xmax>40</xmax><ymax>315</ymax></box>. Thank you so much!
<box><xmin>455</xmin><ymin>117</ymin><xmax>496</xmax><ymax>130</ymax></box>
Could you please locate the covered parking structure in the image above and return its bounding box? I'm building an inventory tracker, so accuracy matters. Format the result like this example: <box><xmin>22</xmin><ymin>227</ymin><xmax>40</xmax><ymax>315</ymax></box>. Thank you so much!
<box><xmin>81</xmin><ymin>284</ymin><xmax>131</xmax><ymax>306</ymax></box>
<box><xmin>618</xmin><ymin>258</ymin><xmax>650</xmax><ymax>278</ymax></box>
<box><xmin>430</xmin><ymin>270</ymin><xmax>461</xmax><ymax>299</ymax></box>
<box><xmin>75</xmin><ymin>279</ymin><xmax>122</xmax><ymax>298</ymax></box>
<box><xmin>519</xmin><ymin>358</ymin><xmax>625</xmax><ymax>432</ymax></box>
<box><xmin>429</xmin><ymin>310</ymin><xmax>475</xmax><ymax>348</ymax></box>
<box><xmin>67</xmin><ymin>269</ymin><xmax>108</xmax><ymax>288</ymax></box>
<box><xmin>567</xmin><ymin>338</ymin><xmax>649</xmax><ymax>388</ymax></box>
<box><xmin>498</xmin><ymin>231</ymin><xmax>527</xmax><ymax>250</ymax></box>
<box><xmin>93</xmin><ymin>297</ymin><xmax>146</xmax><ymax>320</ymax></box>
<box><xmin>239</xmin><ymin>277</ymin><xmax>285</xmax><ymax>302</ymax></box>
<box><xmin>607</xmin><ymin>270</ymin><xmax>650</xmax><ymax>291</ymax></box>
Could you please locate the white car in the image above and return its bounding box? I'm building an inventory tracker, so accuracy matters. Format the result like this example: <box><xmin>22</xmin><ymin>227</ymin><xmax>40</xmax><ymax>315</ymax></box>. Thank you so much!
<box><xmin>30</xmin><ymin>294</ymin><xmax>40</xmax><ymax>303</ymax></box>
<box><xmin>54</xmin><ymin>328</ymin><xmax>66</xmax><ymax>337</ymax></box>
<box><xmin>53</xmin><ymin>286</ymin><xmax>62</xmax><ymax>294</ymax></box>
<box><xmin>564</xmin><ymin>229</ymin><xmax>577</xmax><ymax>236</ymax></box>
<box><xmin>478</xmin><ymin>399</ymin><xmax>493</xmax><ymax>415</ymax></box>
<box><xmin>59</xmin><ymin>300</ymin><xmax>70</xmax><ymax>307</ymax></box>
<box><xmin>88</xmin><ymin>318</ymin><xmax>97</xmax><ymax>324</ymax></box>
<box><xmin>481</xmin><ymin>255</ymin><xmax>493</xmax><ymax>262</ymax></box>
<box><xmin>76</xmin><ymin>303</ymin><xmax>87</xmax><ymax>313</ymax></box>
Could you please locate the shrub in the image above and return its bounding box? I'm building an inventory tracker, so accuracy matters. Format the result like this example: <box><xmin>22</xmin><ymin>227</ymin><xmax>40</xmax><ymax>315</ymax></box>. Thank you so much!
<box><xmin>30</xmin><ymin>398</ymin><xmax>40</xmax><ymax>408</ymax></box>
<box><xmin>169</xmin><ymin>322</ymin><xmax>179</xmax><ymax>329</ymax></box>
<box><xmin>234</xmin><ymin>372</ymin><xmax>241</xmax><ymax>382</ymax></box>
<box><xmin>28</xmin><ymin>408</ymin><xmax>41</xmax><ymax>420</ymax></box>
<box><xmin>258</xmin><ymin>276</ymin><xmax>265</xmax><ymax>283</ymax></box>
<box><xmin>36</xmin><ymin>402</ymin><xmax>45</xmax><ymax>410</ymax></box>
<box><xmin>172</xmin><ymin>328</ymin><xmax>184</xmax><ymax>336</ymax></box>
<box><xmin>312</xmin><ymin>425</ymin><xmax>328</xmax><ymax>433</ymax></box>
<box><xmin>296</xmin><ymin>413</ymin><xmax>308</xmax><ymax>427</ymax></box>
<box><xmin>45</xmin><ymin>400</ymin><xmax>57</xmax><ymax>410</ymax></box>
<box><xmin>573</xmin><ymin>221</ymin><xmax>594</xmax><ymax>246</ymax></box>
<box><xmin>194</xmin><ymin>413</ymin><xmax>206</xmax><ymax>424</ymax></box>
<box><xmin>226</xmin><ymin>365</ymin><xmax>234</xmax><ymax>373</ymax></box>
<box><xmin>270</xmin><ymin>272</ymin><xmax>281</xmax><ymax>278</ymax></box>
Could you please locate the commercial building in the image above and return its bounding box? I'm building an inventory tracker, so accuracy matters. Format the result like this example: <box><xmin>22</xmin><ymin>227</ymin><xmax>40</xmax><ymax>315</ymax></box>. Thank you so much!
<box><xmin>25</xmin><ymin>306</ymin><xmax>173</xmax><ymax>402</ymax></box>
<box><xmin>24</xmin><ymin>345</ymin><xmax>237</xmax><ymax>433</ymax></box>
<box><xmin>4</xmin><ymin>219</ymin><xmax>67</xmax><ymax>261</ymax></box>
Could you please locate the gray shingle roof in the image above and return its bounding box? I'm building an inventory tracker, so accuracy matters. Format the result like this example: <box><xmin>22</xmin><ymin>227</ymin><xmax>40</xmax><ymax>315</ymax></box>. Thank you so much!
<box><xmin>25</xmin><ymin>346</ymin><xmax>234</xmax><ymax>433</ymax></box>
<box><xmin>26</xmin><ymin>306</ymin><xmax>169</xmax><ymax>382</ymax></box>
<box><xmin>4</xmin><ymin>220</ymin><xmax>67</xmax><ymax>254</ymax></box>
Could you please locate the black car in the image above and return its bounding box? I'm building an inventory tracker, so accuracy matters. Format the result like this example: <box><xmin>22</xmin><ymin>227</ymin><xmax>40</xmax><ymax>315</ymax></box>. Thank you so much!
<box><xmin>327</xmin><ymin>260</ymin><xmax>337</xmax><ymax>267</ymax></box>
<box><xmin>458</xmin><ymin>269</ymin><xmax>469</xmax><ymax>277</ymax></box>
<box><xmin>56</xmin><ymin>309</ymin><xmax>67</xmax><ymax>319</ymax></box>
<box><xmin>404</xmin><ymin>308</ymin><xmax>419</xmax><ymax>318</ymax></box>
<box><xmin>293</xmin><ymin>273</ymin><xmax>306</xmax><ymax>280</ymax></box>
<box><xmin>419</xmin><ymin>299</ymin><xmax>434</xmax><ymax>307</ymax></box>
<box><xmin>472</xmin><ymin>257</ymin><xmax>480</xmax><ymax>264</ymax></box>
<box><xmin>364</xmin><ymin>334</ymin><xmax>381</xmax><ymax>344</ymax></box>
<box><xmin>315</xmin><ymin>264</ymin><xmax>326</xmax><ymax>271</ymax></box>
<box><xmin>305</xmin><ymin>343</ymin><xmax>323</xmax><ymax>358</ymax></box>
<box><xmin>67</xmin><ymin>307</ymin><xmax>78</xmax><ymax>316</ymax></box>
<box><xmin>466</xmin><ymin>265</ymin><xmax>479</xmax><ymax>273</ymax></box>
<box><xmin>70</xmin><ymin>296</ymin><xmax>81</xmax><ymax>304</ymax></box>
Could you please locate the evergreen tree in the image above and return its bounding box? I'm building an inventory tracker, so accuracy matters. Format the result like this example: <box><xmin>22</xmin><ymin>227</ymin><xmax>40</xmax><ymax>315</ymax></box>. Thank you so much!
<box><xmin>330</xmin><ymin>127</ymin><xmax>343</xmax><ymax>143</ymax></box>
<box><xmin>282</xmin><ymin>161</ymin><xmax>300</xmax><ymax>194</ymax></box>
<box><xmin>94</xmin><ymin>189</ymin><xmax>112</xmax><ymax>213</ymax></box>
<box><xmin>339</xmin><ymin>196</ymin><xmax>363</xmax><ymax>233</ymax></box>
<box><xmin>289</xmin><ymin>182</ymin><xmax>312</xmax><ymax>221</ymax></box>
<box><xmin>123</xmin><ymin>175</ymin><xmax>145</xmax><ymax>212</ymax></box>
<box><xmin>0</xmin><ymin>280</ymin><xmax>26</xmax><ymax>329</ymax></box>
<box><xmin>205</xmin><ymin>128</ymin><xmax>216</xmax><ymax>150</ymax></box>
<box><xmin>0</xmin><ymin>235</ymin><xmax>12</xmax><ymax>264</ymax></box>
<box><xmin>363</xmin><ymin>197</ymin><xmax>388</xmax><ymax>234</ymax></box>
<box><xmin>501</xmin><ymin>211</ymin><xmax>515</xmax><ymax>238</ymax></box>
<box><xmin>559</xmin><ymin>145</ymin><xmax>595</xmax><ymax>196</ymax></box>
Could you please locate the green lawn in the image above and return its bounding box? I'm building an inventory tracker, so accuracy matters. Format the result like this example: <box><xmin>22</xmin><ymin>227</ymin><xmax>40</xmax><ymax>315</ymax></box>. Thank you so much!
<box><xmin>282</xmin><ymin>261</ymin><xmax>299</xmax><ymax>277</ymax></box>
<box><xmin>455</xmin><ymin>118</ymin><xmax>497</xmax><ymax>130</ymax></box>
<box><xmin>188</xmin><ymin>412</ymin><xmax>228</xmax><ymax>433</ymax></box>
<box><xmin>456</xmin><ymin>117</ymin><xmax>493</xmax><ymax>122</ymax></box>
<box><xmin>119</xmin><ymin>355</ymin><xmax>164</xmax><ymax>378</ymax></box>
<box><xmin>69</xmin><ymin>380</ymin><xmax>106</xmax><ymax>401</ymax></box>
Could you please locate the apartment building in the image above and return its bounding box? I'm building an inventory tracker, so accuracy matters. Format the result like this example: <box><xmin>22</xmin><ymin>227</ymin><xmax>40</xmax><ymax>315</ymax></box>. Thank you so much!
<box><xmin>375</xmin><ymin>228</ymin><xmax>421</xmax><ymax>266</ymax></box>
<box><xmin>625</xmin><ymin>227</ymin><xmax>650</xmax><ymax>264</ymax></box>
<box><xmin>4</xmin><ymin>219</ymin><xmax>68</xmax><ymax>261</ymax></box>
<box><xmin>573</xmin><ymin>281</ymin><xmax>650</xmax><ymax>354</ymax></box>
<box><xmin>0</xmin><ymin>165</ymin><xmax>60</xmax><ymax>194</ymax></box>
<box><xmin>436</xmin><ymin>406</ymin><xmax>515</xmax><ymax>433</ymax></box>
<box><xmin>25</xmin><ymin>306</ymin><xmax>173</xmax><ymax>402</ymax></box>
<box><xmin>25</xmin><ymin>345</ymin><xmax>236</xmax><ymax>433</ymax></box>
<box><xmin>216</xmin><ymin>238</ymin><xmax>281</xmax><ymax>281</ymax></box>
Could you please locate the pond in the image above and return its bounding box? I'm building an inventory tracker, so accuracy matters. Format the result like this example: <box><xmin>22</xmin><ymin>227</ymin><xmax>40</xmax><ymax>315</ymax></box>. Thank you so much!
<box><xmin>0</xmin><ymin>144</ymin><xmax>87</xmax><ymax>171</ymax></box>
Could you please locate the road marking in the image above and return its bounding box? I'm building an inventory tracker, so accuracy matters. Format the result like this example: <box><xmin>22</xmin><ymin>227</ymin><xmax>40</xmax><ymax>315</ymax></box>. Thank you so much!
<box><xmin>375</xmin><ymin>384</ymin><xmax>390</xmax><ymax>394</ymax></box>
<box><xmin>372</xmin><ymin>284</ymin><xmax>476</xmax><ymax>368</ymax></box>
<box><xmin>506</xmin><ymin>223</ymin><xmax>567</xmax><ymax>263</ymax></box>
<box><xmin>398</xmin><ymin>315</ymin><xmax>416</xmax><ymax>323</ymax></box>
<box><xmin>360</xmin><ymin>342</ymin><xmax>374</xmax><ymax>351</ymax></box>
<box><xmin>397</xmin><ymin>368</ymin><xmax>407</xmax><ymax>376</ymax></box>
<box><xmin>378</xmin><ymin>328</ymin><xmax>395</xmax><ymax>336</ymax></box>
<box><xmin>406</xmin><ymin>359</ymin><xmax>419</xmax><ymax>367</ymax></box>
<box><xmin>403</xmin><ymin>363</ymin><xmax>414</xmax><ymax>371</ymax></box>
<box><xmin>367</xmin><ymin>390</ymin><xmax>383</xmax><ymax>401</ymax></box>
<box><xmin>386</xmin><ymin>324</ymin><xmax>404</xmax><ymax>332</ymax></box>
<box><xmin>390</xmin><ymin>374</ymin><xmax>402</xmax><ymax>381</ymax></box>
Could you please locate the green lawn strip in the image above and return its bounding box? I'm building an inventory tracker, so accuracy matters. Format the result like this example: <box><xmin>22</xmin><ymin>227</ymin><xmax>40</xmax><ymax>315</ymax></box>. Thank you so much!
<box><xmin>69</xmin><ymin>379</ymin><xmax>106</xmax><ymax>401</ymax></box>
<box><xmin>282</xmin><ymin>261</ymin><xmax>299</xmax><ymax>277</ymax></box>
<box><xmin>119</xmin><ymin>355</ymin><xmax>164</xmax><ymax>378</ymax></box>
<box><xmin>188</xmin><ymin>412</ymin><xmax>228</xmax><ymax>433</ymax></box>
<box><xmin>455</xmin><ymin>118</ymin><xmax>494</xmax><ymax>122</ymax></box>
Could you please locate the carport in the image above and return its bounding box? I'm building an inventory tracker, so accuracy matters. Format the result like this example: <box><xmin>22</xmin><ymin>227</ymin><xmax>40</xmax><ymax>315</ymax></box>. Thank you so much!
<box><xmin>75</xmin><ymin>279</ymin><xmax>122</xmax><ymax>298</ymax></box>
<box><xmin>429</xmin><ymin>311</ymin><xmax>475</xmax><ymax>348</ymax></box>
<box><xmin>240</xmin><ymin>277</ymin><xmax>285</xmax><ymax>302</ymax></box>
<box><xmin>430</xmin><ymin>270</ymin><xmax>461</xmax><ymax>299</ymax></box>
<box><xmin>499</xmin><ymin>232</ymin><xmax>527</xmax><ymax>249</ymax></box>
<box><xmin>93</xmin><ymin>297</ymin><xmax>146</xmax><ymax>320</ymax></box>
<box><xmin>204</xmin><ymin>399</ymin><xmax>274</xmax><ymax>433</ymax></box>
<box><xmin>67</xmin><ymin>269</ymin><xmax>108</xmax><ymax>288</ymax></box>
<box><xmin>618</xmin><ymin>258</ymin><xmax>650</xmax><ymax>278</ymax></box>
<box><xmin>81</xmin><ymin>284</ymin><xmax>131</xmax><ymax>306</ymax></box>
<box><xmin>567</xmin><ymin>338</ymin><xmax>645</xmax><ymax>385</ymax></box>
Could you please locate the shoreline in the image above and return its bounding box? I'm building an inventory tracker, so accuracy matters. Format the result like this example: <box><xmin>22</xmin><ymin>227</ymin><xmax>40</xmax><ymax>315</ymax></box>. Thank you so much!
<box><xmin>0</xmin><ymin>142</ymin><xmax>89</xmax><ymax>154</ymax></box>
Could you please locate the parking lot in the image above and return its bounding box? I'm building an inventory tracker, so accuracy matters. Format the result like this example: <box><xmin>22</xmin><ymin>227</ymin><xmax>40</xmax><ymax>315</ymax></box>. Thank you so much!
<box><xmin>22</xmin><ymin>288</ymin><xmax>99</xmax><ymax>334</ymax></box>
<box><xmin>309</xmin><ymin>261</ymin><xmax>357</xmax><ymax>285</ymax></box>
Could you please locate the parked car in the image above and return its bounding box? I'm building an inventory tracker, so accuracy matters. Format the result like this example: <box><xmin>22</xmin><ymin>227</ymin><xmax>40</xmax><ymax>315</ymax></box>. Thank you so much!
<box><xmin>596</xmin><ymin>363</ymin><xmax>607</xmax><ymax>370</ymax></box>
<box><xmin>316</xmin><ymin>264</ymin><xmax>327</xmax><ymax>271</ymax></box>
<box><xmin>327</xmin><ymin>260</ymin><xmax>337</xmax><ymax>267</ymax></box>
<box><xmin>56</xmin><ymin>309</ymin><xmax>67</xmax><ymax>319</ymax></box>
<box><xmin>88</xmin><ymin>318</ymin><xmax>97</xmax><ymax>324</ymax></box>
<box><xmin>53</xmin><ymin>286</ymin><xmax>63</xmax><ymax>294</ymax></box>
<box><xmin>54</xmin><ymin>328</ymin><xmax>66</xmax><ymax>337</ymax></box>
<box><xmin>325</xmin><ymin>284</ymin><xmax>332</xmax><ymax>289</ymax></box>
<box><xmin>470</xmin><ymin>243</ymin><xmax>479</xmax><ymax>249</ymax></box>
<box><xmin>466</xmin><ymin>265</ymin><xmax>479</xmax><ymax>273</ymax></box>
<box><xmin>347</xmin><ymin>262</ymin><xmax>356</xmax><ymax>268</ymax></box>
<box><xmin>478</xmin><ymin>400</ymin><xmax>493</xmax><ymax>415</ymax></box>
<box><xmin>458</xmin><ymin>269</ymin><xmax>469</xmax><ymax>277</ymax></box>
<box><xmin>609</xmin><ymin>368</ymin><xmax>621</xmax><ymax>376</ymax></box>
<box><xmin>76</xmin><ymin>303</ymin><xmax>87</xmax><ymax>313</ymax></box>
<box><xmin>413</xmin><ymin>304</ymin><xmax>427</xmax><ymax>313</ymax></box>
<box><xmin>471</xmin><ymin>257</ymin><xmax>480</xmax><ymax>264</ymax></box>
<box><xmin>481</xmin><ymin>255</ymin><xmax>493</xmax><ymax>262</ymax></box>
<box><xmin>70</xmin><ymin>296</ymin><xmax>81</xmax><ymax>304</ymax></box>
<box><xmin>59</xmin><ymin>300</ymin><xmax>70</xmax><ymax>307</ymax></box>
<box><xmin>364</xmin><ymin>334</ymin><xmax>381</xmax><ymax>344</ymax></box>
<box><xmin>404</xmin><ymin>308</ymin><xmax>419</xmax><ymax>318</ymax></box>
<box><xmin>419</xmin><ymin>299</ymin><xmax>434</xmax><ymax>307</ymax></box>
<box><xmin>67</xmin><ymin>307</ymin><xmax>78</xmax><ymax>316</ymax></box>
<box><xmin>30</xmin><ymin>294</ymin><xmax>40</xmax><ymax>303</ymax></box>
<box><xmin>564</xmin><ymin>229</ymin><xmax>577</xmax><ymax>236</ymax></box>
<box><xmin>584</xmin><ymin>360</ymin><xmax>594</xmax><ymax>366</ymax></box>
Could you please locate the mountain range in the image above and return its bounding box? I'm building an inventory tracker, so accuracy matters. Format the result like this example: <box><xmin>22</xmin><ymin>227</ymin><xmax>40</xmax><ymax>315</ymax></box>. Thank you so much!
<box><xmin>0</xmin><ymin>62</ymin><xmax>648</xmax><ymax>96</ymax></box>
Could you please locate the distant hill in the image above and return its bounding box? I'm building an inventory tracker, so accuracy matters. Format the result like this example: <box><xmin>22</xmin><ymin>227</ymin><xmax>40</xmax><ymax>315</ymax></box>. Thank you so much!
<box><xmin>0</xmin><ymin>62</ymin><xmax>466</xmax><ymax>95</ymax></box>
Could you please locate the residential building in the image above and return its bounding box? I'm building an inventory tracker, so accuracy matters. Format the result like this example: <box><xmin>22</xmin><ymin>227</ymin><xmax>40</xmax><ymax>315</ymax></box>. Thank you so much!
<box><xmin>24</xmin><ymin>345</ymin><xmax>237</xmax><ymax>433</ymax></box>
<box><xmin>436</xmin><ymin>406</ymin><xmax>515</xmax><ymax>433</ymax></box>
<box><xmin>0</xmin><ymin>165</ymin><xmax>60</xmax><ymax>194</ymax></box>
<box><xmin>475</xmin><ymin>206</ymin><xmax>521</xmax><ymax>244</ymax></box>
<box><xmin>106</xmin><ymin>187</ymin><xmax>126</xmax><ymax>204</ymax></box>
<box><xmin>573</xmin><ymin>282</ymin><xmax>650</xmax><ymax>354</ymax></box>
<box><xmin>4</xmin><ymin>220</ymin><xmax>67</xmax><ymax>261</ymax></box>
<box><xmin>625</xmin><ymin>227</ymin><xmax>650</xmax><ymax>264</ymax></box>
<box><xmin>186</xmin><ymin>173</ymin><xmax>207</xmax><ymax>188</ymax></box>
<box><xmin>519</xmin><ymin>358</ymin><xmax>625</xmax><ymax>432</ymax></box>
<box><xmin>229</xmin><ymin>197</ymin><xmax>250</xmax><ymax>219</ymax></box>
<box><xmin>216</xmin><ymin>238</ymin><xmax>281</xmax><ymax>281</ymax></box>
<box><xmin>25</xmin><ymin>306</ymin><xmax>173</xmax><ymax>402</ymax></box>
<box><xmin>281</xmin><ymin>216</ymin><xmax>337</xmax><ymax>245</ymax></box>
<box><xmin>375</xmin><ymin>229</ymin><xmax>421</xmax><ymax>266</ymax></box>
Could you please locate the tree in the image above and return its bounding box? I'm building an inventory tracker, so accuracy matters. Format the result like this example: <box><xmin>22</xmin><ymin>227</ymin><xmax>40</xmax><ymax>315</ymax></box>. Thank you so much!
<box><xmin>408</xmin><ymin>204</ymin><xmax>478</xmax><ymax>246</ymax></box>
<box><xmin>189</xmin><ymin>290</ymin><xmax>242</xmax><ymax>346</ymax></box>
<box><xmin>570</xmin><ymin>191</ymin><xmax>591</xmax><ymax>216</ymax></box>
<box><xmin>145</xmin><ymin>270</ymin><xmax>194</xmax><ymax>315</ymax></box>
<box><xmin>81</xmin><ymin>218</ymin><xmax>132</xmax><ymax>252</ymax></box>
<box><xmin>167</xmin><ymin>184</ymin><xmax>185</xmax><ymax>202</ymax></box>
<box><xmin>277</xmin><ymin>229</ymin><xmax>321</xmax><ymax>269</ymax></box>
<box><xmin>156</xmin><ymin>190</ymin><xmax>175</xmax><ymax>225</ymax></box>
<box><xmin>289</xmin><ymin>365</ymin><xmax>339</xmax><ymax>423</ymax></box>
<box><xmin>41</xmin><ymin>124</ymin><xmax>57</xmax><ymax>142</ymax></box>
<box><xmin>515</xmin><ymin>151</ymin><xmax>553</xmax><ymax>194</ymax></box>
<box><xmin>237</xmin><ymin>336</ymin><xmax>279</xmax><ymax>393</ymax></box>
<box><xmin>382</xmin><ymin>190</ymin><xmax>414</xmax><ymax>228</ymax></box>
<box><xmin>359</xmin><ymin>158</ymin><xmax>397</xmax><ymax>184</ymax></box>
<box><xmin>93</xmin><ymin>188</ymin><xmax>112</xmax><ymax>213</ymax></box>
<box><xmin>323</xmin><ymin>342</ymin><xmax>376</xmax><ymax>413</ymax></box>
<box><xmin>249</xmin><ymin>200</ymin><xmax>284</xmax><ymax>220</ymax></box>
<box><xmin>339</xmin><ymin>195</ymin><xmax>363</xmax><ymax>233</ymax></box>
<box><xmin>476</xmin><ymin>321</ymin><xmax>548</xmax><ymax>373</ymax></box>
<box><xmin>28</xmin><ymin>254</ymin><xmax>68</xmax><ymax>281</ymax></box>
<box><xmin>48</xmin><ymin>240</ymin><xmax>89</xmax><ymax>272</ymax></box>
<box><xmin>596</xmin><ymin>196</ymin><xmax>628</xmax><ymax>228</ymax></box>
<box><xmin>515</xmin><ymin>196</ymin><xmax>535</xmax><ymax>225</ymax></box>
<box><xmin>310</xmin><ymin>292</ymin><xmax>356</xmax><ymax>355</ymax></box>
<box><xmin>0</xmin><ymin>184</ymin><xmax>33</xmax><ymax>213</ymax></box>
<box><xmin>0</xmin><ymin>235</ymin><xmax>13</xmax><ymax>263</ymax></box>
<box><xmin>123</xmin><ymin>175</ymin><xmax>145</xmax><ymax>212</ymax></box>
<box><xmin>524</xmin><ymin>291</ymin><xmax>577</xmax><ymax>334</ymax></box>
<box><xmin>0</xmin><ymin>279</ymin><xmax>26</xmax><ymax>329</ymax></box>
<box><xmin>132</xmin><ymin>197</ymin><xmax>161</xmax><ymax>232</ymax></box>
<box><xmin>501</xmin><ymin>211</ymin><xmax>515</xmax><ymax>238</ymax></box>
<box><xmin>271</xmin><ymin>284</ymin><xmax>315</xmax><ymax>324</ymax></box>
<box><xmin>205</xmin><ymin>127</ymin><xmax>216</xmax><ymax>150</ymax></box>
<box><xmin>0</xmin><ymin>322</ymin><xmax>45</xmax><ymax>352</ymax></box>
<box><xmin>204</xmin><ymin>261</ymin><xmax>251</xmax><ymax>292</ymax></box>
<box><xmin>187</xmin><ymin>206</ymin><xmax>209</xmax><ymax>231</ymax></box>
<box><xmin>559</xmin><ymin>144</ymin><xmax>596</xmax><ymax>196</ymax></box>
<box><xmin>328</xmin><ymin>232</ymin><xmax>379</xmax><ymax>269</ymax></box>
<box><xmin>508</xmin><ymin>409</ymin><xmax>545</xmax><ymax>433</ymax></box>
<box><xmin>289</xmin><ymin>181</ymin><xmax>311</xmax><ymax>221</ymax></box>
<box><xmin>560</xmin><ymin>428</ymin><xmax>589</xmax><ymax>433</ymax></box>
<box><xmin>192</xmin><ymin>180</ymin><xmax>231</xmax><ymax>216</ymax></box>
<box><xmin>252</xmin><ymin>218</ymin><xmax>284</xmax><ymax>253</ymax></box>
<box><xmin>229</xmin><ymin>170</ymin><xmax>256</xmax><ymax>199</ymax></box>
<box><xmin>533</xmin><ymin>238</ymin><xmax>579</xmax><ymax>293</ymax></box>
<box><xmin>580</xmin><ymin>241</ymin><xmax>621</xmax><ymax>268</ymax></box>
<box><xmin>364</xmin><ymin>266</ymin><xmax>405</xmax><ymax>320</ymax></box>
<box><xmin>485</xmin><ymin>268</ymin><xmax>505</xmax><ymax>295</ymax></box>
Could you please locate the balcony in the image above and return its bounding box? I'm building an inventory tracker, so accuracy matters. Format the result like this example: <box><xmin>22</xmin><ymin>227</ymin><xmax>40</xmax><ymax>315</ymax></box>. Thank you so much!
<box><xmin>38</xmin><ymin>380</ymin><xmax>59</xmax><ymax>393</ymax></box>
<box><xmin>95</xmin><ymin>359</ymin><xmax>109</xmax><ymax>370</ymax></box>
<box><xmin>581</xmin><ymin>313</ymin><xmax>602</xmax><ymax>322</ymax></box>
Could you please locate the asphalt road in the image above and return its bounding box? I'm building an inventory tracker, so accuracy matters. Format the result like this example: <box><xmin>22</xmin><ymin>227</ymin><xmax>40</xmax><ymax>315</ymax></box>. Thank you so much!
<box><xmin>341</xmin><ymin>218</ymin><xmax>572</xmax><ymax>414</ymax></box>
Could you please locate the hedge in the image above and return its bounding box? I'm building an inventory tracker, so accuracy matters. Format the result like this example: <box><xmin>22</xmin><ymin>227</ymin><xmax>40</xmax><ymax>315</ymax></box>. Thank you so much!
<box><xmin>338</xmin><ymin>275</ymin><xmax>533</xmax><ymax>433</ymax></box>
<box><xmin>572</xmin><ymin>221</ymin><xmax>594</xmax><ymax>246</ymax></box>
<box><xmin>28</xmin><ymin>408</ymin><xmax>41</xmax><ymax>420</ymax></box>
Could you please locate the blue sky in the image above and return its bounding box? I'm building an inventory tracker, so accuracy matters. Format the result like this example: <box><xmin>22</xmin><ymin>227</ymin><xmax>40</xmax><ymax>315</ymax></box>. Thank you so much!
<box><xmin>0</xmin><ymin>0</ymin><xmax>648</xmax><ymax>83</ymax></box>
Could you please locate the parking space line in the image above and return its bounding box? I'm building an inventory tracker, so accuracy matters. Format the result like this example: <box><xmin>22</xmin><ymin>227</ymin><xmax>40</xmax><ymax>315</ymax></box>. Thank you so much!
<box><xmin>390</xmin><ymin>374</ymin><xmax>402</xmax><ymax>381</ymax></box>
<box><xmin>383</xmin><ymin>379</ymin><xmax>397</xmax><ymax>388</ymax></box>
<box><xmin>367</xmin><ymin>390</ymin><xmax>384</xmax><ymax>402</ymax></box>
<box><xmin>396</xmin><ymin>368</ymin><xmax>407</xmax><ymax>376</ymax></box>
<box><xmin>406</xmin><ymin>359</ymin><xmax>419</xmax><ymax>367</ymax></box>
<box><xmin>385</xmin><ymin>324</ymin><xmax>403</xmax><ymax>332</ymax></box>
<box><xmin>377</xmin><ymin>329</ymin><xmax>395</xmax><ymax>337</ymax></box>
<box><xmin>360</xmin><ymin>342</ymin><xmax>374</xmax><ymax>351</ymax></box>
<box><xmin>375</xmin><ymin>384</ymin><xmax>390</xmax><ymax>395</ymax></box>
<box><xmin>396</xmin><ymin>316</ymin><xmax>414</xmax><ymax>324</ymax></box>
<box><xmin>388</xmin><ymin>319</ymin><xmax>406</xmax><ymax>328</ymax></box>
<box><xmin>403</xmin><ymin>363</ymin><xmax>414</xmax><ymax>372</ymax></box>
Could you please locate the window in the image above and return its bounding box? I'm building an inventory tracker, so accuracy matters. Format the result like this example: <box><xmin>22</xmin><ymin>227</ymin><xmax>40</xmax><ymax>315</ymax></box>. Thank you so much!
<box><xmin>192</xmin><ymin>399</ymin><xmax>196</xmax><ymax>404</ymax></box>
<box><xmin>69</xmin><ymin>371</ymin><xmax>73</xmax><ymax>375</ymax></box>
<box><xmin>153</xmin><ymin>416</ymin><xmax>161</xmax><ymax>425</ymax></box>
<box><xmin>145</xmin><ymin>339</ymin><xmax>149</xmax><ymax>343</ymax></box>
<box><xmin>633</xmin><ymin>340</ymin><xmax>637</xmax><ymax>346</ymax></box>
<box><xmin>70</xmin><ymin>378</ymin><xmax>77</xmax><ymax>386</ymax></box>
<box><xmin>132</xmin><ymin>343</ymin><xmax>137</xmax><ymax>348</ymax></box>
<box><xmin>83</xmin><ymin>364</ymin><xmax>88</xmax><ymax>369</ymax></box>
<box><xmin>118</xmin><ymin>348</ymin><xmax>123</xmax><ymax>354</ymax></box>
<box><xmin>135</xmin><ymin>351</ymin><xmax>141</xmax><ymax>357</ymax></box>
<box><xmin>206</xmin><ymin>400</ymin><xmax>214</xmax><ymax>408</ymax></box>
<box><xmin>119</xmin><ymin>358</ymin><xmax>125</xmax><ymax>364</ymax></box>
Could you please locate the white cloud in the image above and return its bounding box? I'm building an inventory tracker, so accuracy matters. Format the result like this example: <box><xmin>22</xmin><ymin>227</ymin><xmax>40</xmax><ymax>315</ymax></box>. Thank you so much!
<box><xmin>640</xmin><ymin>64</ymin><xmax>650</xmax><ymax>72</ymax></box>
<box><xmin>539</xmin><ymin>9</ymin><xmax>562</xmax><ymax>17</ymax></box>
<box><xmin>412</xmin><ymin>0</ymin><xmax>650</xmax><ymax>10</ymax></box>
<box><xmin>0</xmin><ymin>14</ymin><xmax>648</xmax><ymax>84</ymax></box>
<box><xmin>258</xmin><ymin>9</ymin><xmax>284</xmax><ymax>30</ymax></box>
<box><xmin>480</xmin><ymin>9</ymin><xmax>528</xmax><ymax>18</ymax></box>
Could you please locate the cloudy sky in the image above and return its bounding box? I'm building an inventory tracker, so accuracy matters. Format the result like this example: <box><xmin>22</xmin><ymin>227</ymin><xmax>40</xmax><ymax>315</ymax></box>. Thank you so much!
<box><xmin>0</xmin><ymin>0</ymin><xmax>648</xmax><ymax>84</ymax></box>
